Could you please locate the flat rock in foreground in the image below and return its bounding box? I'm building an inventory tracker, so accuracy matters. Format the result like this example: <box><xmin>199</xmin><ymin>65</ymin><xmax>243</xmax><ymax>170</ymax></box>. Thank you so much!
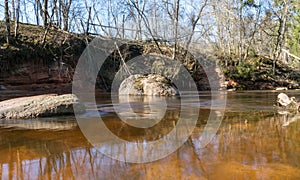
<box><xmin>0</xmin><ymin>94</ymin><xmax>85</xmax><ymax>119</ymax></box>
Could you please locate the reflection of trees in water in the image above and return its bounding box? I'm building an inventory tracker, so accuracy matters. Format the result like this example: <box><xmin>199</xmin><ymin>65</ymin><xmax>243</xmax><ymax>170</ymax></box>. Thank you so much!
<box><xmin>0</xmin><ymin>129</ymin><xmax>86</xmax><ymax>179</ymax></box>
<box><xmin>1</xmin><ymin>140</ymin><xmax>100</xmax><ymax>179</ymax></box>
<box><xmin>190</xmin><ymin>110</ymin><xmax>300</xmax><ymax>178</ymax></box>
<box><xmin>2</xmin><ymin>106</ymin><xmax>299</xmax><ymax>178</ymax></box>
<box><xmin>0</xmin><ymin>103</ymin><xmax>204</xmax><ymax>179</ymax></box>
<box><xmin>1</xmin><ymin>126</ymin><xmax>202</xmax><ymax>179</ymax></box>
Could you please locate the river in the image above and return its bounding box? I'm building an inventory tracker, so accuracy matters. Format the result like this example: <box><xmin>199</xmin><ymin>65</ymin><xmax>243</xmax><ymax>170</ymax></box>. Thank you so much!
<box><xmin>0</xmin><ymin>91</ymin><xmax>300</xmax><ymax>179</ymax></box>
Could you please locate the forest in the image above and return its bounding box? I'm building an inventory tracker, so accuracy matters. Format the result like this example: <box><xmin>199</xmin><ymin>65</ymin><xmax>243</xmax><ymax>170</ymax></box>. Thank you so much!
<box><xmin>1</xmin><ymin>0</ymin><xmax>300</xmax><ymax>90</ymax></box>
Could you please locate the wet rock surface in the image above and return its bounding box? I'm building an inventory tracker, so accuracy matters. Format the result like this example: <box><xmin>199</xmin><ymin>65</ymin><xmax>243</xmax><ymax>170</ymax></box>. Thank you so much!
<box><xmin>0</xmin><ymin>94</ymin><xmax>85</xmax><ymax>119</ymax></box>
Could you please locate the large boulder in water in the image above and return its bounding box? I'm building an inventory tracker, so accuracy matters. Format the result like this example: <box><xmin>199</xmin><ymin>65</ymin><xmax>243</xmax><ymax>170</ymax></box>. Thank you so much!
<box><xmin>119</xmin><ymin>74</ymin><xmax>179</xmax><ymax>96</ymax></box>
<box><xmin>0</xmin><ymin>94</ymin><xmax>85</xmax><ymax>119</ymax></box>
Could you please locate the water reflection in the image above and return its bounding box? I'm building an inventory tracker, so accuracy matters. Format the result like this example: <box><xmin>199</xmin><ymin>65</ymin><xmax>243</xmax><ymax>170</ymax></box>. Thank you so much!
<box><xmin>192</xmin><ymin>109</ymin><xmax>300</xmax><ymax>179</ymax></box>
<box><xmin>277</xmin><ymin>109</ymin><xmax>300</xmax><ymax>126</ymax></box>
<box><xmin>113</xmin><ymin>95</ymin><xmax>169</xmax><ymax>128</ymax></box>
<box><xmin>0</xmin><ymin>117</ymin><xmax>77</xmax><ymax>130</ymax></box>
<box><xmin>79</xmin><ymin>94</ymin><xmax>200</xmax><ymax>163</ymax></box>
<box><xmin>0</xmin><ymin>91</ymin><xmax>300</xmax><ymax>179</ymax></box>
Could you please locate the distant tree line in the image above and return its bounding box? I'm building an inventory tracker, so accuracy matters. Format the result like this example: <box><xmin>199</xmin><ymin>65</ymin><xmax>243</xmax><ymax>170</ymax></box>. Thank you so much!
<box><xmin>2</xmin><ymin>0</ymin><xmax>300</xmax><ymax>71</ymax></box>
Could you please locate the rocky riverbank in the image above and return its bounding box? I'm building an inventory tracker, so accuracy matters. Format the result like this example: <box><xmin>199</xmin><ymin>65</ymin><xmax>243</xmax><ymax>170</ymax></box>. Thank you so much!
<box><xmin>1</xmin><ymin>23</ymin><xmax>300</xmax><ymax>91</ymax></box>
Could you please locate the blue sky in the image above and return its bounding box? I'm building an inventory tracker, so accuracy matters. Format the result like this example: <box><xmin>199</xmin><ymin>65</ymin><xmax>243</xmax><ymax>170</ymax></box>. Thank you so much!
<box><xmin>0</xmin><ymin>0</ymin><xmax>273</xmax><ymax>43</ymax></box>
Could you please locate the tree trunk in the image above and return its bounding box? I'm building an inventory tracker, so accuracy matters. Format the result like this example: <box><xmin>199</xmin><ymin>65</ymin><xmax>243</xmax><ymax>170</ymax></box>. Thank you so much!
<box><xmin>44</xmin><ymin>0</ymin><xmax>48</xmax><ymax>27</ymax></box>
<box><xmin>153</xmin><ymin>0</ymin><xmax>157</xmax><ymax>37</ymax></box>
<box><xmin>85</xmin><ymin>6</ymin><xmax>91</xmax><ymax>35</ymax></box>
<box><xmin>238</xmin><ymin>0</ymin><xmax>244</xmax><ymax>65</ymax></box>
<box><xmin>136</xmin><ymin>0</ymin><xmax>141</xmax><ymax>40</ymax></box>
<box><xmin>61</xmin><ymin>0</ymin><xmax>72</xmax><ymax>31</ymax></box>
<box><xmin>273</xmin><ymin>0</ymin><xmax>290</xmax><ymax>75</ymax></box>
<box><xmin>34</xmin><ymin>0</ymin><xmax>40</xmax><ymax>25</ymax></box>
<box><xmin>12</xmin><ymin>0</ymin><xmax>16</xmax><ymax>22</ymax></box>
<box><xmin>14</xmin><ymin>0</ymin><xmax>20</xmax><ymax>38</ymax></box>
<box><xmin>5</xmin><ymin>0</ymin><xmax>10</xmax><ymax>46</ymax></box>
<box><xmin>58</xmin><ymin>0</ymin><xmax>62</xmax><ymax>28</ymax></box>
<box><xmin>184</xmin><ymin>0</ymin><xmax>207</xmax><ymax>59</ymax></box>
<box><xmin>22</xmin><ymin>0</ymin><xmax>29</xmax><ymax>23</ymax></box>
<box><xmin>122</xmin><ymin>14</ymin><xmax>125</xmax><ymax>39</ymax></box>
<box><xmin>37</xmin><ymin>0</ymin><xmax>43</xmax><ymax>21</ymax></box>
<box><xmin>129</xmin><ymin>0</ymin><xmax>163</xmax><ymax>54</ymax></box>
<box><xmin>63</xmin><ymin>12</ymin><xmax>69</xmax><ymax>31</ymax></box>
<box><xmin>172</xmin><ymin>0</ymin><xmax>179</xmax><ymax>60</ymax></box>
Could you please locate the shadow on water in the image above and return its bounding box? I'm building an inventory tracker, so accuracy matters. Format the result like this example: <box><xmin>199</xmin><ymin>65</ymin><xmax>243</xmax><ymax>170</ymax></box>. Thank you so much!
<box><xmin>0</xmin><ymin>91</ymin><xmax>300</xmax><ymax>179</ymax></box>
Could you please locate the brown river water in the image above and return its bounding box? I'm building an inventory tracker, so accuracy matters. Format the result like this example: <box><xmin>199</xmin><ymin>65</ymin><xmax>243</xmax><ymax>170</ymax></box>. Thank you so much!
<box><xmin>0</xmin><ymin>91</ymin><xmax>300</xmax><ymax>179</ymax></box>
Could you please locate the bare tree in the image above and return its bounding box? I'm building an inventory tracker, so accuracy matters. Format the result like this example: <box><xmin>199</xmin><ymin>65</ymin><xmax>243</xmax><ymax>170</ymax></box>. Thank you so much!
<box><xmin>129</xmin><ymin>0</ymin><xmax>164</xmax><ymax>54</ymax></box>
<box><xmin>238</xmin><ymin>0</ymin><xmax>244</xmax><ymax>64</ymax></box>
<box><xmin>5</xmin><ymin>0</ymin><xmax>10</xmax><ymax>46</ymax></box>
<box><xmin>33</xmin><ymin>0</ymin><xmax>40</xmax><ymax>25</ymax></box>
<box><xmin>36</xmin><ymin>0</ymin><xmax>49</xmax><ymax>27</ymax></box>
<box><xmin>60</xmin><ymin>0</ymin><xmax>73</xmax><ymax>31</ymax></box>
<box><xmin>172</xmin><ymin>0</ymin><xmax>179</xmax><ymax>60</ymax></box>
<box><xmin>44</xmin><ymin>0</ymin><xmax>48</xmax><ymax>26</ymax></box>
<box><xmin>128</xmin><ymin>0</ymin><xmax>146</xmax><ymax>40</ymax></box>
<box><xmin>14</xmin><ymin>0</ymin><xmax>21</xmax><ymax>37</ymax></box>
<box><xmin>242</xmin><ymin>1</ymin><xmax>262</xmax><ymax>59</ymax></box>
<box><xmin>184</xmin><ymin>0</ymin><xmax>208</xmax><ymax>58</ymax></box>
<box><xmin>12</xmin><ymin>0</ymin><xmax>15</xmax><ymax>22</ymax></box>
<box><xmin>273</xmin><ymin>0</ymin><xmax>291</xmax><ymax>75</ymax></box>
<box><xmin>22</xmin><ymin>0</ymin><xmax>30</xmax><ymax>23</ymax></box>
